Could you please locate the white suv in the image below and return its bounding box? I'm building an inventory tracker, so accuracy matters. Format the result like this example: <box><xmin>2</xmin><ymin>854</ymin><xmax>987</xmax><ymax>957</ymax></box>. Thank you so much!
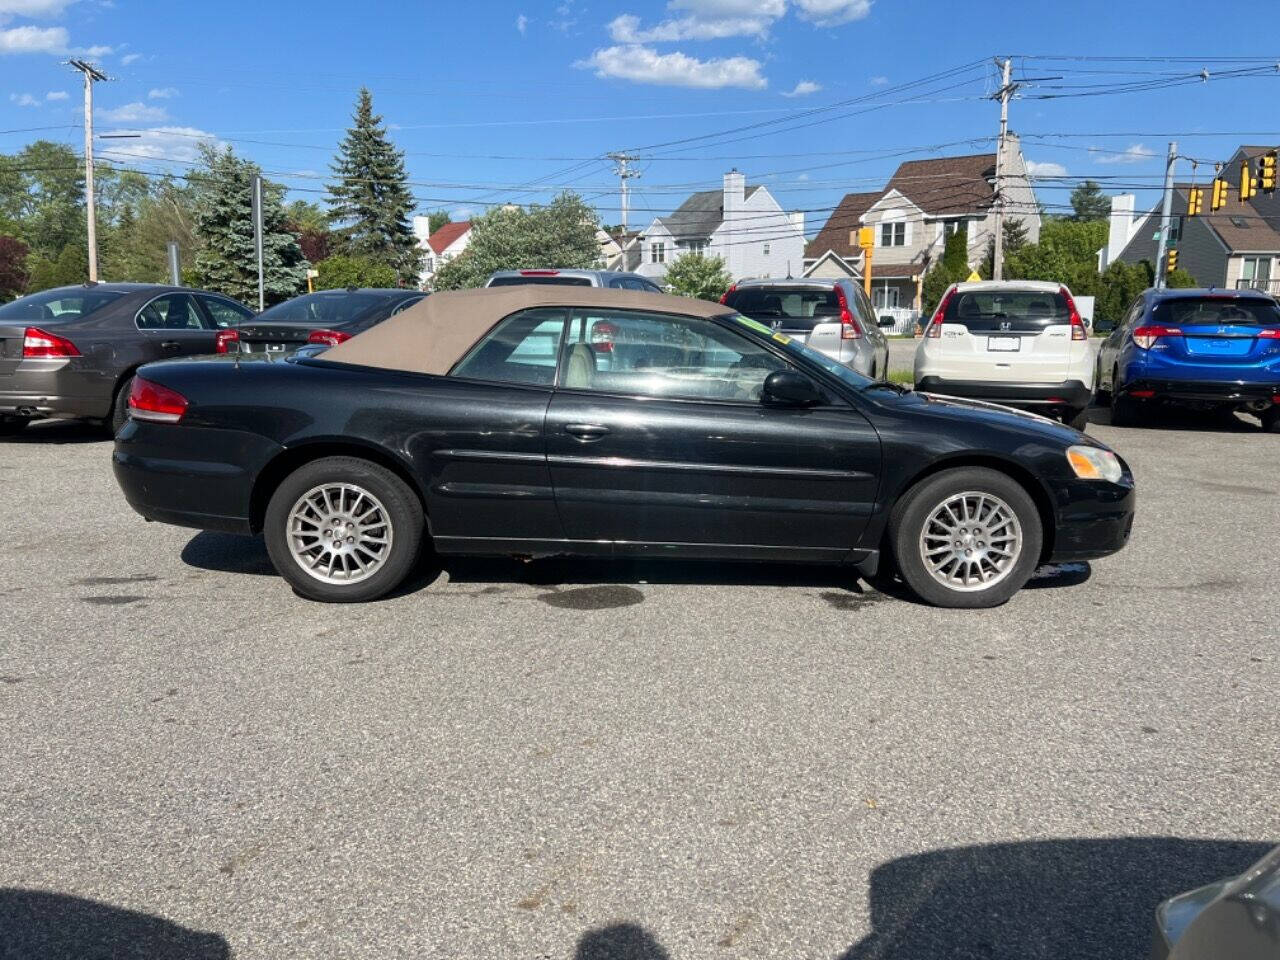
<box><xmin>914</xmin><ymin>280</ymin><xmax>1095</xmax><ymax>429</ymax></box>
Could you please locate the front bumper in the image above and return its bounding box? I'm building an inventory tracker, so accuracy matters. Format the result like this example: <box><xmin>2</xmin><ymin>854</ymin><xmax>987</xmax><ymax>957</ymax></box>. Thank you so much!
<box><xmin>1123</xmin><ymin>377</ymin><xmax>1280</xmax><ymax>407</ymax></box>
<box><xmin>916</xmin><ymin>377</ymin><xmax>1093</xmax><ymax>410</ymax></box>
<box><xmin>112</xmin><ymin>419</ymin><xmax>282</xmax><ymax>534</ymax></box>
<box><xmin>1046</xmin><ymin>469</ymin><xmax>1136</xmax><ymax>563</ymax></box>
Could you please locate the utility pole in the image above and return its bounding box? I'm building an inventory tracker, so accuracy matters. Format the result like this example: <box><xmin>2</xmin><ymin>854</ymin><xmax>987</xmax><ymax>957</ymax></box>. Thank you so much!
<box><xmin>1154</xmin><ymin>141</ymin><xmax>1178</xmax><ymax>289</ymax></box>
<box><xmin>607</xmin><ymin>152</ymin><xmax>641</xmax><ymax>235</ymax></box>
<box><xmin>250</xmin><ymin>174</ymin><xmax>265</xmax><ymax>312</ymax></box>
<box><xmin>991</xmin><ymin>57</ymin><xmax>1014</xmax><ymax>281</ymax></box>
<box><xmin>68</xmin><ymin>58</ymin><xmax>108</xmax><ymax>283</ymax></box>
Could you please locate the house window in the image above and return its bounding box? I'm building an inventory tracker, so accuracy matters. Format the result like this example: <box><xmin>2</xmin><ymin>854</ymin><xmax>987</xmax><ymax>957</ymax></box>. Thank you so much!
<box><xmin>1241</xmin><ymin>256</ymin><xmax>1272</xmax><ymax>283</ymax></box>
<box><xmin>651</xmin><ymin>242</ymin><xmax>666</xmax><ymax>264</ymax></box>
<box><xmin>880</xmin><ymin>222</ymin><xmax>906</xmax><ymax>247</ymax></box>
<box><xmin>942</xmin><ymin>220</ymin><xmax>964</xmax><ymax>238</ymax></box>
<box><xmin>874</xmin><ymin>285</ymin><xmax>900</xmax><ymax>309</ymax></box>
<box><xmin>684</xmin><ymin>240</ymin><xmax>707</xmax><ymax>255</ymax></box>
<box><xmin>763</xmin><ymin>243</ymin><xmax>771</xmax><ymax>256</ymax></box>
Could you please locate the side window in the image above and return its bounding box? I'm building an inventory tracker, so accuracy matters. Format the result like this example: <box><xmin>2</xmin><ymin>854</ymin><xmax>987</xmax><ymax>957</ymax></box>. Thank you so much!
<box><xmin>851</xmin><ymin>284</ymin><xmax>877</xmax><ymax>327</ymax></box>
<box><xmin>136</xmin><ymin>294</ymin><xmax>202</xmax><ymax>331</ymax></box>
<box><xmin>390</xmin><ymin>296</ymin><xmax>425</xmax><ymax>316</ymax></box>
<box><xmin>559</xmin><ymin>308</ymin><xmax>787</xmax><ymax>403</ymax></box>
<box><xmin>198</xmin><ymin>295</ymin><xmax>252</xmax><ymax>329</ymax></box>
<box><xmin>450</xmin><ymin>308</ymin><xmax>567</xmax><ymax>387</ymax></box>
<box><xmin>1122</xmin><ymin>297</ymin><xmax>1145</xmax><ymax>330</ymax></box>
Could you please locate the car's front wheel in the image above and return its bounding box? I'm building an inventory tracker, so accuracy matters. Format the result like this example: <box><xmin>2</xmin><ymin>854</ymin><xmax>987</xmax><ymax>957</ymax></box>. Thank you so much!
<box><xmin>0</xmin><ymin>417</ymin><xmax>29</xmax><ymax>437</ymax></box>
<box><xmin>264</xmin><ymin>456</ymin><xmax>424</xmax><ymax>602</ymax></box>
<box><xmin>889</xmin><ymin>467</ymin><xmax>1043</xmax><ymax>608</ymax></box>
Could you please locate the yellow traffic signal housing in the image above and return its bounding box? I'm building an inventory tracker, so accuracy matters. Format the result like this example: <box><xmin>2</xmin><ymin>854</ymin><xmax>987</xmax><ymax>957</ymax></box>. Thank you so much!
<box><xmin>1166</xmin><ymin>248</ymin><xmax>1178</xmax><ymax>273</ymax></box>
<box><xmin>1260</xmin><ymin>150</ymin><xmax>1278</xmax><ymax>193</ymax></box>
<box><xmin>1240</xmin><ymin>160</ymin><xmax>1256</xmax><ymax>201</ymax></box>
<box><xmin>1187</xmin><ymin>187</ymin><xmax>1203</xmax><ymax>216</ymax></box>
<box><xmin>1211</xmin><ymin>178</ymin><xmax>1228</xmax><ymax>210</ymax></box>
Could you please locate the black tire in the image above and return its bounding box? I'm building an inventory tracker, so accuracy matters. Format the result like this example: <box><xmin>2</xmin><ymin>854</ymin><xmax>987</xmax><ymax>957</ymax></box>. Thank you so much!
<box><xmin>0</xmin><ymin>417</ymin><xmax>29</xmax><ymax>437</ymax></box>
<box><xmin>889</xmin><ymin>467</ymin><xmax>1043</xmax><ymax>609</ymax></box>
<box><xmin>1110</xmin><ymin>390</ymin><xmax>1141</xmax><ymax>427</ymax></box>
<box><xmin>1262</xmin><ymin>407</ymin><xmax>1280</xmax><ymax>434</ymax></box>
<box><xmin>110</xmin><ymin>376</ymin><xmax>132</xmax><ymax>435</ymax></box>
<box><xmin>263</xmin><ymin>456</ymin><xmax>424</xmax><ymax>603</ymax></box>
<box><xmin>1064</xmin><ymin>407</ymin><xmax>1090</xmax><ymax>431</ymax></box>
<box><xmin>1094</xmin><ymin>357</ymin><xmax>1111</xmax><ymax>406</ymax></box>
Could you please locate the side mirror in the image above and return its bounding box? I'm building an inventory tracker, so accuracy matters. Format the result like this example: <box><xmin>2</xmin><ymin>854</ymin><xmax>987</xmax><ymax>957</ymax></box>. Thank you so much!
<box><xmin>1093</xmin><ymin>319</ymin><xmax>1114</xmax><ymax>334</ymax></box>
<box><xmin>762</xmin><ymin>370</ymin><xmax>822</xmax><ymax>407</ymax></box>
<box><xmin>878</xmin><ymin>315</ymin><xmax>896</xmax><ymax>329</ymax></box>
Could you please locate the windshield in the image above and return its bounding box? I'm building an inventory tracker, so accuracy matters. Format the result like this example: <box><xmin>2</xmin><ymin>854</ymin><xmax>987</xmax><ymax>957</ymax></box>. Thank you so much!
<box><xmin>1153</xmin><ymin>297</ymin><xmax>1280</xmax><ymax>327</ymax></box>
<box><xmin>725</xmin><ymin>313</ymin><xmax>873</xmax><ymax>390</ymax></box>
<box><xmin>253</xmin><ymin>292</ymin><xmax>390</xmax><ymax>327</ymax></box>
<box><xmin>487</xmin><ymin>275</ymin><xmax>593</xmax><ymax>287</ymax></box>
<box><xmin>944</xmin><ymin>289</ymin><xmax>1071</xmax><ymax>332</ymax></box>
<box><xmin>0</xmin><ymin>287</ymin><xmax>125</xmax><ymax>321</ymax></box>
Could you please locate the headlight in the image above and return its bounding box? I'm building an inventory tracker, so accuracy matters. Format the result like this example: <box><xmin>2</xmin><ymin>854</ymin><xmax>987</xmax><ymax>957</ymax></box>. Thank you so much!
<box><xmin>1067</xmin><ymin>445</ymin><xmax>1122</xmax><ymax>482</ymax></box>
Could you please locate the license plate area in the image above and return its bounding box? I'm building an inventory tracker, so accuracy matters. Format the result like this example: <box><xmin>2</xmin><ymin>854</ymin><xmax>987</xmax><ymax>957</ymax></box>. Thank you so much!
<box><xmin>987</xmin><ymin>336</ymin><xmax>1020</xmax><ymax>352</ymax></box>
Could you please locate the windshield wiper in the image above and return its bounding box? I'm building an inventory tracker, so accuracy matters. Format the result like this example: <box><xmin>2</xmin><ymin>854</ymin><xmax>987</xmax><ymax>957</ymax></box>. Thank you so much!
<box><xmin>864</xmin><ymin>379</ymin><xmax>909</xmax><ymax>394</ymax></box>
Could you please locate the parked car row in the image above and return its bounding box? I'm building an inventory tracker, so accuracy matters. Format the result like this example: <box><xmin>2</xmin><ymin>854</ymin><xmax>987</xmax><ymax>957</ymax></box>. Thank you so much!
<box><xmin>912</xmin><ymin>281</ymin><xmax>1280</xmax><ymax>433</ymax></box>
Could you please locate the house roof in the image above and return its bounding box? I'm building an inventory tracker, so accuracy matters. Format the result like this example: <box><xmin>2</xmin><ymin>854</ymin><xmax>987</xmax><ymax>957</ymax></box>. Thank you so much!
<box><xmin>657</xmin><ymin>185</ymin><xmax>763</xmax><ymax>240</ymax></box>
<box><xmin>1175</xmin><ymin>184</ymin><xmax>1280</xmax><ymax>252</ymax></box>
<box><xmin>426</xmin><ymin>221</ymin><xmax>471</xmax><ymax>254</ymax></box>
<box><xmin>804</xmin><ymin>191</ymin><xmax>881</xmax><ymax>259</ymax></box>
<box><xmin>886</xmin><ymin>152</ymin><xmax>997</xmax><ymax>216</ymax></box>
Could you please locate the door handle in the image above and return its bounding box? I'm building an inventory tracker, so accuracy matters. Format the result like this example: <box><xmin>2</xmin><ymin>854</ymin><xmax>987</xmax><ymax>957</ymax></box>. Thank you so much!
<box><xmin>564</xmin><ymin>423</ymin><xmax>610</xmax><ymax>440</ymax></box>
<box><xmin>160</xmin><ymin>340</ymin><xmax>181</xmax><ymax>350</ymax></box>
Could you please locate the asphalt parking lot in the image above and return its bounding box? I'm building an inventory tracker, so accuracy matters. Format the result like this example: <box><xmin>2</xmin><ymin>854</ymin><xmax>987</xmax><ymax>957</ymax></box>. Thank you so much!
<box><xmin>1</xmin><ymin>410</ymin><xmax>1277</xmax><ymax>960</ymax></box>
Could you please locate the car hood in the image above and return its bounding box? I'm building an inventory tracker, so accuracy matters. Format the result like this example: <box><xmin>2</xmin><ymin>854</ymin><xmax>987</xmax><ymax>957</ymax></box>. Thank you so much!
<box><xmin>878</xmin><ymin>387</ymin><xmax>1104</xmax><ymax>449</ymax></box>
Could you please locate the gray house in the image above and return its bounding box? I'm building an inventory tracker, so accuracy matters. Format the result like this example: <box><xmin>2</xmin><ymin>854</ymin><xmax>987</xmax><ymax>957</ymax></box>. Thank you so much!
<box><xmin>1104</xmin><ymin>145</ymin><xmax>1280</xmax><ymax>292</ymax></box>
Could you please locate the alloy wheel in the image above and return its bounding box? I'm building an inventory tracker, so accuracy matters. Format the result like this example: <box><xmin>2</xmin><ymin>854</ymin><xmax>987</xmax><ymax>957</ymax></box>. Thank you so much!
<box><xmin>918</xmin><ymin>490</ymin><xmax>1023</xmax><ymax>592</ymax></box>
<box><xmin>286</xmin><ymin>482</ymin><xmax>394</xmax><ymax>585</ymax></box>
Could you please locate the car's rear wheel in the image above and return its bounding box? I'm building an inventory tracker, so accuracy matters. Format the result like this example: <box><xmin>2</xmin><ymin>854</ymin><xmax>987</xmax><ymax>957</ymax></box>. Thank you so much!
<box><xmin>0</xmin><ymin>417</ymin><xmax>29</xmax><ymax>437</ymax></box>
<box><xmin>264</xmin><ymin>456</ymin><xmax>424</xmax><ymax>602</ymax></box>
<box><xmin>110</xmin><ymin>376</ymin><xmax>132</xmax><ymax>435</ymax></box>
<box><xmin>889</xmin><ymin>467</ymin><xmax>1043</xmax><ymax>609</ymax></box>
<box><xmin>1093</xmin><ymin>356</ymin><xmax>1111</xmax><ymax>406</ymax></box>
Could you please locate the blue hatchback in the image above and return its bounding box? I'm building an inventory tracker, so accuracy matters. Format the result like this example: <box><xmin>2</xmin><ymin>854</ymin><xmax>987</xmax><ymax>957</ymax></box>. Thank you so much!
<box><xmin>1096</xmin><ymin>288</ymin><xmax>1280</xmax><ymax>431</ymax></box>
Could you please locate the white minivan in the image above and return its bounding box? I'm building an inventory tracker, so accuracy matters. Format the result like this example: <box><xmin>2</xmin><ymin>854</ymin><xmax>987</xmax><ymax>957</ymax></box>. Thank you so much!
<box><xmin>914</xmin><ymin>280</ymin><xmax>1095</xmax><ymax>429</ymax></box>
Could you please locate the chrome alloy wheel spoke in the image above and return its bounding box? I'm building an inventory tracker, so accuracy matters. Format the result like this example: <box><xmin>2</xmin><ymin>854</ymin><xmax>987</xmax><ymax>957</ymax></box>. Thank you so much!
<box><xmin>286</xmin><ymin>482</ymin><xmax>394</xmax><ymax>585</ymax></box>
<box><xmin>918</xmin><ymin>490</ymin><xmax>1023</xmax><ymax>593</ymax></box>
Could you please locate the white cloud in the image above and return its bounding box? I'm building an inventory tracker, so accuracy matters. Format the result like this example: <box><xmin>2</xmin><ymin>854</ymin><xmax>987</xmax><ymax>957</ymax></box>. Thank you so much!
<box><xmin>0</xmin><ymin>24</ymin><xmax>66</xmax><ymax>53</ymax></box>
<box><xmin>94</xmin><ymin>126</ymin><xmax>220</xmax><ymax>163</ymax></box>
<box><xmin>869</xmin><ymin>74</ymin><xmax>888</xmax><ymax>86</ymax></box>
<box><xmin>609</xmin><ymin>0</ymin><xmax>785</xmax><ymax>42</ymax></box>
<box><xmin>9</xmin><ymin>92</ymin><xmax>40</xmax><ymax>107</ymax></box>
<box><xmin>147</xmin><ymin>86</ymin><xmax>178</xmax><ymax>99</ymax></box>
<box><xmin>1096</xmin><ymin>143</ymin><xmax>1155</xmax><ymax>165</ymax></box>
<box><xmin>0</xmin><ymin>0</ymin><xmax>75</xmax><ymax>19</ymax></box>
<box><xmin>515</xmin><ymin>13</ymin><xmax>527</xmax><ymax>33</ymax></box>
<box><xmin>792</xmin><ymin>0</ymin><xmax>873</xmax><ymax>26</ymax></box>
<box><xmin>70</xmin><ymin>42</ymin><xmax>111</xmax><ymax>56</ymax></box>
<box><xmin>1025</xmin><ymin>160</ymin><xmax>1068</xmax><ymax>178</ymax></box>
<box><xmin>579</xmin><ymin>44</ymin><xmax>766</xmax><ymax>90</ymax></box>
<box><xmin>120</xmin><ymin>51</ymin><xmax>140</xmax><ymax>64</ymax></box>
<box><xmin>782</xmin><ymin>79</ymin><xmax>821</xmax><ymax>97</ymax></box>
<box><xmin>100</xmin><ymin>100</ymin><xmax>168</xmax><ymax>123</ymax></box>
<box><xmin>45</xmin><ymin>89</ymin><xmax>67</xmax><ymax>100</ymax></box>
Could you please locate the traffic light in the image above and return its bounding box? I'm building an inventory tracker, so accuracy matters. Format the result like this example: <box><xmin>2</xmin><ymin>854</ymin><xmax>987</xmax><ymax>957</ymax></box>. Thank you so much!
<box><xmin>1187</xmin><ymin>187</ymin><xmax>1203</xmax><ymax>216</ymax></box>
<box><xmin>1240</xmin><ymin>159</ymin><xmax>1256</xmax><ymax>201</ymax></box>
<box><xmin>1211</xmin><ymin>178</ymin><xmax>1229</xmax><ymax>211</ymax></box>
<box><xmin>1166</xmin><ymin>248</ymin><xmax>1178</xmax><ymax>273</ymax></box>
<box><xmin>1260</xmin><ymin>150</ymin><xmax>1278</xmax><ymax>193</ymax></box>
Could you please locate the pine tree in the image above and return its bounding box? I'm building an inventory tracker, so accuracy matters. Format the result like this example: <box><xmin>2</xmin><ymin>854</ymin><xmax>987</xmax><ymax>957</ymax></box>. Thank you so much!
<box><xmin>1070</xmin><ymin>181</ymin><xmax>1111</xmax><ymax>222</ymax></box>
<box><xmin>191</xmin><ymin>144</ymin><xmax>308</xmax><ymax>305</ymax></box>
<box><xmin>327</xmin><ymin>88</ymin><xmax>418</xmax><ymax>282</ymax></box>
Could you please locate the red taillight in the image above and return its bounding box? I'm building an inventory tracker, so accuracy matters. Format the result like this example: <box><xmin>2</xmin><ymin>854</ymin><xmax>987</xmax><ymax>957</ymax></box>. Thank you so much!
<box><xmin>835</xmin><ymin>286</ymin><xmax>862</xmax><ymax>340</ymax></box>
<box><xmin>215</xmin><ymin>329</ymin><xmax>239</xmax><ymax>354</ymax></box>
<box><xmin>1061</xmin><ymin>286</ymin><xmax>1087</xmax><ymax>341</ymax></box>
<box><xmin>1257</xmin><ymin>328</ymin><xmax>1280</xmax><ymax>340</ymax></box>
<box><xmin>1132</xmin><ymin>325</ymin><xmax>1181</xmax><ymax>349</ymax></box>
<box><xmin>307</xmin><ymin>329</ymin><xmax>352</xmax><ymax>346</ymax></box>
<box><xmin>590</xmin><ymin>320</ymin><xmax>617</xmax><ymax>353</ymax></box>
<box><xmin>520</xmin><ymin>270</ymin><xmax>559</xmax><ymax>276</ymax></box>
<box><xmin>1129</xmin><ymin>388</ymin><xmax>1156</xmax><ymax>399</ymax></box>
<box><xmin>719</xmin><ymin>282</ymin><xmax>737</xmax><ymax>305</ymax></box>
<box><xmin>924</xmin><ymin>287</ymin><xmax>956</xmax><ymax>339</ymax></box>
<box><xmin>128</xmin><ymin>376</ymin><xmax>188</xmax><ymax>423</ymax></box>
<box><xmin>22</xmin><ymin>326</ymin><xmax>80</xmax><ymax>358</ymax></box>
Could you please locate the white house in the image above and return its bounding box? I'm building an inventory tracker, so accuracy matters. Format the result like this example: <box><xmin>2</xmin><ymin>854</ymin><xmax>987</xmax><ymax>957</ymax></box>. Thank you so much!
<box><xmin>635</xmin><ymin>171</ymin><xmax>805</xmax><ymax>284</ymax></box>
<box><xmin>414</xmin><ymin>218</ymin><xmax>472</xmax><ymax>289</ymax></box>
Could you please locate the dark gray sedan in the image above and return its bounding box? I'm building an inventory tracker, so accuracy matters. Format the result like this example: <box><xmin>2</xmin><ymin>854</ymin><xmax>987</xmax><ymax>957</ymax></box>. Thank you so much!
<box><xmin>0</xmin><ymin>283</ymin><xmax>253</xmax><ymax>435</ymax></box>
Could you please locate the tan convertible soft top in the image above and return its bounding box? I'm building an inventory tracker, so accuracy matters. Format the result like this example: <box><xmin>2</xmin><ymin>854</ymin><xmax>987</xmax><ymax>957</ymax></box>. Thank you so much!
<box><xmin>321</xmin><ymin>285</ymin><xmax>734</xmax><ymax>376</ymax></box>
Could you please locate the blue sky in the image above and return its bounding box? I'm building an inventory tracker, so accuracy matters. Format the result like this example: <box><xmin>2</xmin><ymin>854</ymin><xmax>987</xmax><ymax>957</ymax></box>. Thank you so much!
<box><xmin>3</xmin><ymin>0</ymin><xmax>1279</xmax><ymax>235</ymax></box>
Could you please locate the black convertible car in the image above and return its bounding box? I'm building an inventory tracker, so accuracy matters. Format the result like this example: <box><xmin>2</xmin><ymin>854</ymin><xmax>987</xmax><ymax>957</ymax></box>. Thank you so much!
<box><xmin>113</xmin><ymin>287</ymin><xmax>1135</xmax><ymax>606</ymax></box>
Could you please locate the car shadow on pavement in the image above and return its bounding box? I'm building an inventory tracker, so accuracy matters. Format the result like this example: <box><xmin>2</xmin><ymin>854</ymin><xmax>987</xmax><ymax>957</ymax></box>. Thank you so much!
<box><xmin>576</xmin><ymin>922</ymin><xmax>672</xmax><ymax>960</ymax></box>
<box><xmin>181</xmin><ymin>531</ymin><xmax>276</xmax><ymax>576</ymax></box>
<box><xmin>1</xmin><ymin>421</ymin><xmax>110</xmax><ymax>444</ymax></box>
<box><xmin>0</xmin><ymin>888</ymin><xmax>230</xmax><ymax>959</ymax></box>
<box><xmin>1089</xmin><ymin>403</ymin><xmax>1266</xmax><ymax>433</ymax></box>
<box><xmin>837</xmin><ymin>836</ymin><xmax>1273</xmax><ymax>960</ymax></box>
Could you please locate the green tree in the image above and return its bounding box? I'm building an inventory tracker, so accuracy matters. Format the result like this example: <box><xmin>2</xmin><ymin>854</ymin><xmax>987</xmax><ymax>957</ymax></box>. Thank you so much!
<box><xmin>433</xmin><ymin>192</ymin><xmax>600</xmax><ymax>291</ymax></box>
<box><xmin>315</xmin><ymin>254</ymin><xmax>398</xmax><ymax>290</ymax></box>
<box><xmin>327</xmin><ymin>88</ymin><xmax>418</xmax><ymax>280</ymax></box>
<box><xmin>190</xmin><ymin>144</ymin><xmax>308</xmax><ymax>305</ymax></box>
<box><xmin>1004</xmin><ymin>217</ymin><xmax>1108</xmax><ymax>297</ymax></box>
<box><xmin>1166</xmin><ymin>267</ymin><xmax>1197</xmax><ymax>288</ymax></box>
<box><xmin>0</xmin><ymin>141</ymin><xmax>86</xmax><ymax>261</ymax></box>
<box><xmin>1095</xmin><ymin>259</ymin><xmax>1151</xmax><ymax>328</ymax></box>
<box><xmin>284</xmin><ymin>199</ymin><xmax>332</xmax><ymax>264</ymax></box>
<box><xmin>426</xmin><ymin>209</ymin><xmax>452</xmax><ymax>236</ymax></box>
<box><xmin>662</xmin><ymin>252</ymin><xmax>730</xmax><ymax>301</ymax></box>
<box><xmin>26</xmin><ymin>241</ymin><xmax>88</xmax><ymax>292</ymax></box>
<box><xmin>979</xmin><ymin>217</ymin><xmax>1029</xmax><ymax>277</ymax></box>
<box><xmin>1070</xmin><ymin>180</ymin><xmax>1111</xmax><ymax>222</ymax></box>
<box><xmin>921</xmin><ymin>225</ymin><xmax>970</xmax><ymax>314</ymax></box>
